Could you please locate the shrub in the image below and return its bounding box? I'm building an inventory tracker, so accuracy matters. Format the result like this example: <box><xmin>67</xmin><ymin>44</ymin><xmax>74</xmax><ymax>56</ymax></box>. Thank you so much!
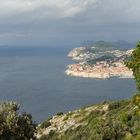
<box><xmin>108</xmin><ymin>101</ymin><xmax>121</xmax><ymax>110</ymax></box>
<box><xmin>56</xmin><ymin>112</ymin><xmax>63</xmax><ymax>116</ymax></box>
<box><xmin>126</xmin><ymin>41</ymin><xmax>140</xmax><ymax>91</ymax></box>
<box><xmin>39</xmin><ymin>120</ymin><xmax>51</xmax><ymax>129</ymax></box>
<box><xmin>39</xmin><ymin>130</ymin><xmax>58</xmax><ymax>140</ymax></box>
<box><xmin>0</xmin><ymin>101</ymin><xmax>36</xmax><ymax>140</ymax></box>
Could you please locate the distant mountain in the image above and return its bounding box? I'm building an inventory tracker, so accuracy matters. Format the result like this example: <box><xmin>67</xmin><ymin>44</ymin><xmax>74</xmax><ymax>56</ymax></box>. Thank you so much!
<box><xmin>94</xmin><ymin>40</ymin><xmax>117</xmax><ymax>49</ymax></box>
<box><xmin>81</xmin><ymin>40</ymin><xmax>135</xmax><ymax>49</ymax></box>
<box><xmin>114</xmin><ymin>40</ymin><xmax>135</xmax><ymax>49</ymax></box>
<box><xmin>81</xmin><ymin>40</ymin><xmax>96</xmax><ymax>47</ymax></box>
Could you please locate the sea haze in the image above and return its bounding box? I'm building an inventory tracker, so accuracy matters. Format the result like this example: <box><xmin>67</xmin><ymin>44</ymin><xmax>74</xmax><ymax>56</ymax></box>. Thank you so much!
<box><xmin>0</xmin><ymin>46</ymin><xmax>136</xmax><ymax>122</ymax></box>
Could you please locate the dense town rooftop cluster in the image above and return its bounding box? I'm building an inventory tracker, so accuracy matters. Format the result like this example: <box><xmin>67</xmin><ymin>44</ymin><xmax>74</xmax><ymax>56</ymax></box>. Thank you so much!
<box><xmin>65</xmin><ymin>43</ymin><xmax>133</xmax><ymax>79</ymax></box>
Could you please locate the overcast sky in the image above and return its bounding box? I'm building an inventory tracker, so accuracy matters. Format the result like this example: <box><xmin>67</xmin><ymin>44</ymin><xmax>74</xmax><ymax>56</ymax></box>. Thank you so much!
<box><xmin>0</xmin><ymin>0</ymin><xmax>140</xmax><ymax>46</ymax></box>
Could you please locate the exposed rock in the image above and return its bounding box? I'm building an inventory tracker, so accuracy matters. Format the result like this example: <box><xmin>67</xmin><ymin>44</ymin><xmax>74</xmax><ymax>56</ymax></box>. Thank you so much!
<box><xmin>37</xmin><ymin>103</ymin><xmax>110</xmax><ymax>139</ymax></box>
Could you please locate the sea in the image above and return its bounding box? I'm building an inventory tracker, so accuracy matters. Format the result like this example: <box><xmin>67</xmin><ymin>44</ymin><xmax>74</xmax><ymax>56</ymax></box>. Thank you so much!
<box><xmin>0</xmin><ymin>46</ymin><xmax>136</xmax><ymax>122</ymax></box>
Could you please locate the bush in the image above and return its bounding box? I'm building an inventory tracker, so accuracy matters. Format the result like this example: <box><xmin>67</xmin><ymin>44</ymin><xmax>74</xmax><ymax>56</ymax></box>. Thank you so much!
<box><xmin>56</xmin><ymin>112</ymin><xmax>63</xmax><ymax>116</ymax></box>
<box><xmin>108</xmin><ymin>101</ymin><xmax>121</xmax><ymax>110</ymax></box>
<box><xmin>39</xmin><ymin>120</ymin><xmax>51</xmax><ymax>129</ymax></box>
<box><xmin>119</xmin><ymin>112</ymin><xmax>133</xmax><ymax>128</ymax></box>
<box><xmin>0</xmin><ymin>102</ymin><xmax>36</xmax><ymax>140</ymax></box>
<box><xmin>126</xmin><ymin>41</ymin><xmax>140</xmax><ymax>91</ymax></box>
<box><xmin>39</xmin><ymin>130</ymin><xmax>58</xmax><ymax>140</ymax></box>
<box><xmin>94</xmin><ymin>118</ymin><xmax>127</xmax><ymax>140</ymax></box>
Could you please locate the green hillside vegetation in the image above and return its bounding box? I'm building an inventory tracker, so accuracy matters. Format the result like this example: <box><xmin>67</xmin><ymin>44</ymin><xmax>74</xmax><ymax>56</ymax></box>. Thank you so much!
<box><xmin>126</xmin><ymin>41</ymin><xmax>140</xmax><ymax>91</ymax></box>
<box><xmin>87</xmin><ymin>54</ymin><xmax>115</xmax><ymax>64</ymax></box>
<box><xmin>85</xmin><ymin>41</ymin><xmax>127</xmax><ymax>53</ymax></box>
<box><xmin>85</xmin><ymin>41</ymin><xmax>126</xmax><ymax>57</ymax></box>
<box><xmin>38</xmin><ymin>100</ymin><xmax>140</xmax><ymax>140</ymax></box>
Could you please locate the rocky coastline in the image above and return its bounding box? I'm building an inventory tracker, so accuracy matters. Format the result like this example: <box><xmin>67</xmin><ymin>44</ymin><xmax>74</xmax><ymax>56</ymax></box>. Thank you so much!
<box><xmin>65</xmin><ymin>63</ymin><xmax>133</xmax><ymax>79</ymax></box>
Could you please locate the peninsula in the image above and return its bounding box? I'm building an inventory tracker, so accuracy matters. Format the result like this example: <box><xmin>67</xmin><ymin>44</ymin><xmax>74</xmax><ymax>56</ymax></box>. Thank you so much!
<box><xmin>65</xmin><ymin>41</ymin><xmax>134</xmax><ymax>79</ymax></box>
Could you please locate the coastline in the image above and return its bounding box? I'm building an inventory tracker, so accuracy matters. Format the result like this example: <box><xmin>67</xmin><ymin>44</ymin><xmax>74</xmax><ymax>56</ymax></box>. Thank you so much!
<box><xmin>65</xmin><ymin>64</ymin><xmax>133</xmax><ymax>79</ymax></box>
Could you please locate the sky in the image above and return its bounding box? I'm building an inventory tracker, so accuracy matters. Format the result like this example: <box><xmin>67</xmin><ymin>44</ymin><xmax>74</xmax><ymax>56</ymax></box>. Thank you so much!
<box><xmin>0</xmin><ymin>0</ymin><xmax>140</xmax><ymax>46</ymax></box>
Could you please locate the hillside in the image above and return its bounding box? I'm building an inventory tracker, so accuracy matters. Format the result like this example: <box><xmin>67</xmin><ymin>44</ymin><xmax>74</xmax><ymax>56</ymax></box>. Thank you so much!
<box><xmin>37</xmin><ymin>99</ymin><xmax>140</xmax><ymax>140</ymax></box>
<box><xmin>68</xmin><ymin>41</ymin><xmax>132</xmax><ymax>63</ymax></box>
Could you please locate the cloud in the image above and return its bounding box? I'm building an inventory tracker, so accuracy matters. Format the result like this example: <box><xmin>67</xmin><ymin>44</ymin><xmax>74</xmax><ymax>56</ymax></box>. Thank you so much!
<box><xmin>0</xmin><ymin>0</ymin><xmax>140</xmax><ymax>45</ymax></box>
<box><xmin>0</xmin><ymin>0</ymin><xmax>97</xmax><ymax>20</ymax></box>
<box><xmin>1</xmin><ymin>0</ymin><xmax>140</xmax><ymax>23</ymax></box>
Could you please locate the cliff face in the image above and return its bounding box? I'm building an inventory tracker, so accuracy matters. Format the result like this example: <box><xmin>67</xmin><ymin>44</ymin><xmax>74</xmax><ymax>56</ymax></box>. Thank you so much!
<box><xmin>65</xmin><ymin>43</ymin><xmax>133</xmax><ymax>79</ymax></box>
<box><xmin>37</xmin><ymin>100</ymin><xmax>140</xmax><ymax>140</ymax></box>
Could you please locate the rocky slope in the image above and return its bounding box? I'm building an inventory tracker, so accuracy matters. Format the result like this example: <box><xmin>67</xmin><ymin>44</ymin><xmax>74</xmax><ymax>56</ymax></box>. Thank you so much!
<box><xmin>37</xmin><ymin>99</ymin><xmax>140</xmax><ymax>140</ymax></box>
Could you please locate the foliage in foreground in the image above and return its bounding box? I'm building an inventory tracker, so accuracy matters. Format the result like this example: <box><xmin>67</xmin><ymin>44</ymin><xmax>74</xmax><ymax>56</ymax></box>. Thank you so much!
<box><xmin>126</xmin><ymin>41</ymin><xmax>140</xmax><ymax>91</ymax></box>
<box><xmin>0</xmin><ymin>102</ymin><xmax>36</xmax><ymax>140</ymax></box>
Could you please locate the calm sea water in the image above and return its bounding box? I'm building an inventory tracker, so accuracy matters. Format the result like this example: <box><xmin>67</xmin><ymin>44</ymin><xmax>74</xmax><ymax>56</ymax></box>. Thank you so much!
<box><xmin>0</xmin><ymin>47</ymin><xmax>136</xmax><ymax>122</ymax></box>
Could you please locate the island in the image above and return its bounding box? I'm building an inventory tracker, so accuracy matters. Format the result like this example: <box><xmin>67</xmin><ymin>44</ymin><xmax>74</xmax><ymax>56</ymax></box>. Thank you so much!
<box><xmin>65</xmin><ymin>41</ymin><xmax>134</xmax><ymax>79</ymax></box>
